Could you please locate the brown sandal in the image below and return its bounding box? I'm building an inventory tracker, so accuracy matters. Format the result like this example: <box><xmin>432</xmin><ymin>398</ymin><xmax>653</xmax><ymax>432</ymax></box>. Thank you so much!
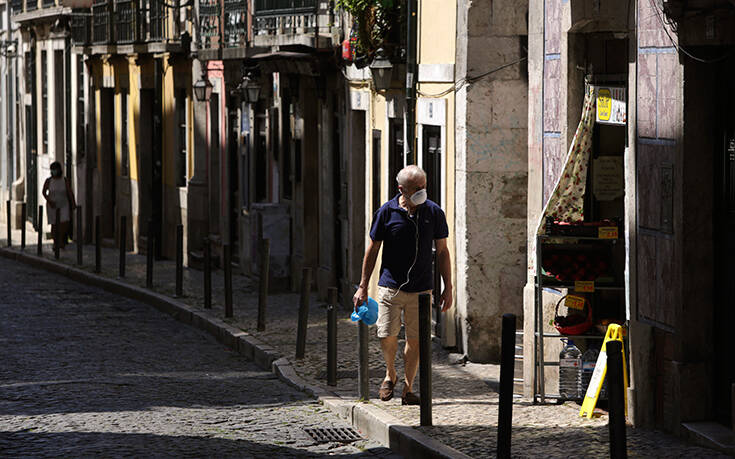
<box><xmin>379</xmin><ymin>379</ymin><xmax>396</xmax><ymax>401</ymax></box>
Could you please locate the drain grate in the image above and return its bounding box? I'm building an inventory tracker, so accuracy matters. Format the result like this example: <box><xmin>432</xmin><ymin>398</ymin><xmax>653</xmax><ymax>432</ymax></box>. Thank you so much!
<box><xmin>304</xmin><ymin>427</ymin><xmax>362</xmax><ymax>444</ymax></box>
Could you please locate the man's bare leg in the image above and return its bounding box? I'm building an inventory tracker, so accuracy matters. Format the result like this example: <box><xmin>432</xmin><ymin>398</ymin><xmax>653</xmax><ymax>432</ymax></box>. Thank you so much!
<box><xmin>380</xmin><ymin>336</ymin><xmax>398</xmax><ymax>383</ymax></box>
<box><xmin>403</xmin><ymin>338</ymin><xmax>419</xmax><ymax>392</ymax></box>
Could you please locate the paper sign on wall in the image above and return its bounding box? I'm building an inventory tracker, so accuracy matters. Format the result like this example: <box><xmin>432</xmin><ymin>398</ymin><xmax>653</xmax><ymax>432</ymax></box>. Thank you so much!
<box><xmin>595</xmin><ymin>86</ymin><xmax>626</xmax><ymax>125</ymax></box>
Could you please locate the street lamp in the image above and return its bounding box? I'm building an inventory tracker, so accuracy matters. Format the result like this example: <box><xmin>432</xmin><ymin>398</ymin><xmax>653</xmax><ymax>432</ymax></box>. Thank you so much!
<box><xmin>369</xmin><ymin>48</ymin><xmax>394</xmax><ymax>91</ymax></box>
<box><xmin>239</xmin><ymin>73</ymin><xmax>262</xmax><ymax>104</ymax></box>
<box><xmin>193</xmin><ymin>75</ymin><xmax>213</xmax><ymax>102</ymax></box>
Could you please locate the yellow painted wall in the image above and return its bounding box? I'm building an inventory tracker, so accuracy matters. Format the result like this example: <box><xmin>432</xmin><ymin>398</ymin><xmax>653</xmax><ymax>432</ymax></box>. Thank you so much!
<box><xmin>418</xmin><ymin>0</ymin><xmax>457</xmax><ymax>64</ymax></box>
<box><xmin>361</xmin><ymin>0</ymin><xmax>458</xmax><ymax>334</ymax></box>
<box><xmin>128</xmin><ymin>59</ymin><xmax>141</xmax><ymax>182</ymax></box>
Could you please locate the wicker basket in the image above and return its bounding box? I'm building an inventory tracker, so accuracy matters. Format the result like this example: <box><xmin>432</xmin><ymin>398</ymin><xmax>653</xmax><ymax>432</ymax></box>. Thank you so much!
<box><xmin>553</xmin><ymin>294</ymin><xmax>593</xmax><ymax>335</ymax></box>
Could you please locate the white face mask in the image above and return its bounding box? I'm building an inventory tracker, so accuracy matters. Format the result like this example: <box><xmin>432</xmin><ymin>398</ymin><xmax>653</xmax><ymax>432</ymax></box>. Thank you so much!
<box><xmin>409</xmin><ymin>188</ymin><xmax>427</xmax><ymax>206</ymax></box>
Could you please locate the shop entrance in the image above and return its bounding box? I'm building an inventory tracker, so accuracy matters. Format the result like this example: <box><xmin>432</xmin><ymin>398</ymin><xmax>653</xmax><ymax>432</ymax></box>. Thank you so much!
<box><xmin>422</xmin><ymin>124</ymin><xmax>443</xmax><ymax>336</ymax></box>
<box><xmin>714</xmin><ymin>56</ymin><xmax>735</xmax><ymax>427</ymax></box>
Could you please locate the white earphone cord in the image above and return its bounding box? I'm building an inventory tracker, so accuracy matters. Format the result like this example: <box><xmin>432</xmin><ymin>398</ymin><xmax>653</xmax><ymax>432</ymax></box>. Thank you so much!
<box><xmin>387</xmin><ymin>211</ymin><xmax>420</xmax><ymax>300</ymax></box>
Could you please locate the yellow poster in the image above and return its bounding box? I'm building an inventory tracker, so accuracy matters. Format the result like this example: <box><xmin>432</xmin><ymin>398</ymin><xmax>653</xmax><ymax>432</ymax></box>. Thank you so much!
<box><xmin>597</xmin><ymin>88</ymin><xmax>612</xmax><ymax>121</ymax></box>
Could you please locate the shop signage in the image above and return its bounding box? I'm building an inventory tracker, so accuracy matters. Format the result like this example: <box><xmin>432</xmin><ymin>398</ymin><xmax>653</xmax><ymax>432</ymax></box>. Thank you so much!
<box><xmin>593</xmin><ymin>156</ymin><xmax>624</xmax><ymax>201</ymax></box>
<box><xmin>598</xmin><ymin>226</ymin><xmax>619</xmax><ymax>239</ymax></box>
<box><xmin>574</xmin><ymin>281</ymin><xmax>595</xmax><ymax>293</ymax></box>
<box><xmin>564</xmin><ymin>295</ymin><xmax>586</xmax><ymax>311</ymax></box>
<box><xmin>595</xmin><ymin>86</ymin><xmax>626</xmax><ymax>125</ymax></box>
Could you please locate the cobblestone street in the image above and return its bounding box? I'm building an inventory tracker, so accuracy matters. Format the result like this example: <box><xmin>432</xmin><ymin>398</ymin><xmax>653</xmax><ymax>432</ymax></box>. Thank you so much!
<box><xmin>0</xmin><ymin>256</ymin><xmax>399</xmax><ymax>458</ymax></box>
<box><xmin>0</xmin><ymin>226</ymin><xmax>732</xmax><ymax>458</ymax></box>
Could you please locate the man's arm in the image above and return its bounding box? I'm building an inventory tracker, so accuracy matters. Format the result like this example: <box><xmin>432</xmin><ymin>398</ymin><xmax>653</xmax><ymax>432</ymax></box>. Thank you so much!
<box><xmin>435</xmin><ymin>238</ymin><xmax>453</xmax><ymax>312</ymax></box>
<box><xmin>352</xmin><ymin>239</ymin><xmax>382</xmax><ymax>309</ymax></box>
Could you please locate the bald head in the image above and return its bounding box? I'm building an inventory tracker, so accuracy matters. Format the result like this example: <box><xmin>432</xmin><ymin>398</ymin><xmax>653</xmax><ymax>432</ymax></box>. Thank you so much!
<box><xmin>396</xmin><ymin>165</ymin><xmax>427</xmax><ymax>189</ymax></box>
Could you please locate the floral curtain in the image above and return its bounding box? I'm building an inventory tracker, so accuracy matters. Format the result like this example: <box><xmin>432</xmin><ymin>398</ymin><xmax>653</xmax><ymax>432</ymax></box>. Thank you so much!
<box><xmin>537</xmin><ymin>85</ymin><xmax>596</xmax><ymax>234</ymax></box>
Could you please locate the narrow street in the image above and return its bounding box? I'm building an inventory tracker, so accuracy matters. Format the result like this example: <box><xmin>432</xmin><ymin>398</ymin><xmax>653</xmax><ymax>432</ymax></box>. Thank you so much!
<box><xmin>0</xmin><ymin>257</ymin><xmax>399</xmax><ymax>458</ymax></box>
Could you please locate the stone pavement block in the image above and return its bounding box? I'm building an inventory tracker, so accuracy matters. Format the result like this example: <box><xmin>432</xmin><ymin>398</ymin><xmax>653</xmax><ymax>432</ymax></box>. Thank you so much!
<box><xmin>0</xmin><ymin>221</ymin><xmax>728</xmax><ymax>459</ymax></box>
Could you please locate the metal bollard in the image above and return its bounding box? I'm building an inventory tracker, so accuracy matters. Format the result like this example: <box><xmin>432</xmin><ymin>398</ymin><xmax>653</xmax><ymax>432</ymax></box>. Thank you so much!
<box><xmin>358</xmin><ymin>320</ymin><xmax>369</xmax><ymax>400</ymax></box>
<box><xmin>175</xmin><ymin>224</ymin><xmax>183</xmax><ymax>297</ymax></box>
<box><xmin>327</xmin><ymin>287</ymin><xmax>338</xmax><ymax>386</ymax></box>
<box><xmin>37</xmin><ymin>205</ymin><xmax>43</xmax><ymax>256</ymax></box>
<box><xmin>54</xmin><ymin>208</ymin><xmax>60</xmax><ymax>260</ymax></box>
<box><xmin>94</xmin><ymin>216</ymin><xmax>101</xmax><ymax>273</ymax></box>
<box><xmin>146</xmin><ymin>220</ymin><xmax>154</xmax><ymax>288</ymax></box>
<box><xmin>607</xmin><ymin>341</ymin><xmax>627</xmax><ymax>459</ymax></box>
<box><xmin>224</xmin><ymin>244</ymin><xmax>233</xmax><ymax>318</ymax></box>
<box><xmin>76</xmin><ymin>207</ymin><xmax>82</xmax><ymax>266</ymax></box>
<box><xmin>21</xmin><ymin>203</ymin><xmax>26</xmax><ymax>250</ymax></box>
<box><xmin>203</xmin><ymin>237</ymin><xmax>211</xmax><ymax>309</ymax></box>
<box><xmin>6</xmin><ymin>200</ymin><xmax>10</xmax><ymax>247</ymax></box>
<box><xmin>295</xmin><ymin>267</ymin><xmax>312</xmax><ymax>359</ymax></box>
<box><xmin>257</xmin><ymin>239</ymin><xmax>270</xmax><ymax>331</ymax></box>
<box><xmin>118</xmin><ymin>216</ymin><xmax>127</xmax><ymax>277</ymax></box>
<box><xmin>419</xmin><ymin>293</ymin><xmax>432</xmax><ymax>426</ymax></box>
<box><xmin>497</xmin><ymin>313</ymin><xmax>517</xmax><ymax>459</ymax></box>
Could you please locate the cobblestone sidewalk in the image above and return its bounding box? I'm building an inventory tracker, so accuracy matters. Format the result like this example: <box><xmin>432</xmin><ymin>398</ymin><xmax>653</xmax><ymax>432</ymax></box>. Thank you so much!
<box><xmin>0</xmin><ymin>222</ymin><xmax>729</xmax><ymax>458</ymax></box>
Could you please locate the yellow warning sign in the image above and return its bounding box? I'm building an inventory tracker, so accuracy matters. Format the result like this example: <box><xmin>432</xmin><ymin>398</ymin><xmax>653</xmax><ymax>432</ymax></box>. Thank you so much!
<box><xmin>579</xmin><ymin>324</ymin><xmax>628</xmax><ymax>419</ymax></box>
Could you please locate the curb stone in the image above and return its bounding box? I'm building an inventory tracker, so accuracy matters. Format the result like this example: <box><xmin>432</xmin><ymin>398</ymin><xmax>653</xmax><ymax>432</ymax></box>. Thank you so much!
<box><xmin>0</xmin><ymin>247</ymin><xmax>470</xmax><ymax>459</ymax></box>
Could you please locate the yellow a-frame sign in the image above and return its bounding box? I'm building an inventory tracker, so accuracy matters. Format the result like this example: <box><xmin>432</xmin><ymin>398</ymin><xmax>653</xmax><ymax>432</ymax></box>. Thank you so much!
<box><xmin>579</xmin><ymin>324</ymin><xmax>628</xmax><ymax>419</ymax></box>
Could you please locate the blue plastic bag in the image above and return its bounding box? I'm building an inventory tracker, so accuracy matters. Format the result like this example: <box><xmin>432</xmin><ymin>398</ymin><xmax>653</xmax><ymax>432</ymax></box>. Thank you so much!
<box><xmin>350</xmin><ymin>296</ymin><xmax>379</xmax><ymax>326</ymax></box>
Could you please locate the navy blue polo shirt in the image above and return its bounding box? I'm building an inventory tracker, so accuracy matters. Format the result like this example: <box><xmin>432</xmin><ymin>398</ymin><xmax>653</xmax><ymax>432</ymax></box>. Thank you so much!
<box><xmin>369</xmin><ymin>194</ymin><xmax>449</xmax><ymax>292</ymax></box>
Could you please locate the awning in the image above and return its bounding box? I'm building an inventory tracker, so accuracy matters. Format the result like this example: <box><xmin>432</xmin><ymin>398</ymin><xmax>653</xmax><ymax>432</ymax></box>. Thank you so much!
<box><xmin>536</xmin><ymin>84</ymin><xmax>597</xmax><ymax>234</ymax></box>
<box><xmin>246</xmin><ymin>51</ymin><xmax>321</xmax><ymax>76</ymax></box>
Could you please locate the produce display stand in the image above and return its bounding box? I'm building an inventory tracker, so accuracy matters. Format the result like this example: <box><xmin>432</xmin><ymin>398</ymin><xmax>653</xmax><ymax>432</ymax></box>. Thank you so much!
<box><xmin>533</xmin><ymin>228</ymin><xmax>625</xmax><ymax>404</ymax></box>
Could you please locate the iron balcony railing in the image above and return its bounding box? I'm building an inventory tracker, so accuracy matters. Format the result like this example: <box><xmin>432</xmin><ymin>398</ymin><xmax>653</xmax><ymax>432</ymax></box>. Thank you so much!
<box><xmin>71</xmin><ymin>11</ymin><xmax>93</xmax><ymax>45</ymax></box>
<box><xmin>25</xmin><ymin>0</ymin><xmax>37</xmax><ymax>11</ymax></box>
<box><xmin>223</xmin><ymin>0</ymin><xmax>247</xmax><ymax>48</ymax></box>
<box><xmin>148</xmin><ymin>0</ymin><xmax>169</xmax><ymax>41</ymax></box>
<box><xmin>42</xmin><ymin>0</ymin><xmax>55</xmax><ymax>8</ymax></box>
<box><xmin>115</xmin><ymin>0</ymin><xmax>138</xmax><ymax>43</ymax></box>
<box><xmin>198</xmin><ymin>0</ymin><xmax>221</xmax><ymax>48</ymax></box>
<box><xmin>253</xmin><ymin>0</ymin><xmax>317</xmax><ymax>36</ymax></box>
<box><xmin>10</xmin><ymin>0</ymin><xmax>23</xmax><ymax>14</ymax></box>
<box><xmin>85</xmin><ymin>0</ymin><xmax>182</xmax><ymax>45</ymax></box>
<box><xmin>92</xmin><ymin>0</ymin><xmax>113</xmax><ymax>44</ymax></box>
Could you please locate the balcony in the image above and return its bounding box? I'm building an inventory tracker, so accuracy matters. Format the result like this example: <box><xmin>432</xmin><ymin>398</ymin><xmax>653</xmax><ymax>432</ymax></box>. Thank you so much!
<box><xmin>115</xmin><ymin>0</ymin><xmax>139</xmax><ymax>44</ymax></box>
<box><xmin>223</xmin><ymin>0</ymin><xmax>247</xmax><ymax>48</ymax></box>
<box><xmin>92</xmin><ymin>0</ymin><xmax>113</xmax><ymax>44</ymax></box>
<box><xmin>83</xmin><ymin>0</ymin><xmax>186</xmax><ymax>52</ymax></box>
<box><xmin>197</xmin><ymin>0</ymin><xmax>248</xmax><ymax>58</ymax></box>
<box><xmin>11</xmin><ymin>0</ymin><xmax>23</xmax><ymax>14</ymax></box>
<box><xmin>253</xmin><ymin>0</ymin><xmax>335</xmax><ymax>49</ymax></box>
<box><xmin>71</xmin><ymin>11</ymin><xmax>92</xmax><ymax>45</ymax></box>
<box><xmin>197</xmin><ymin>0</ymin><xmax>221</xmax><ymax>49</ymax></box>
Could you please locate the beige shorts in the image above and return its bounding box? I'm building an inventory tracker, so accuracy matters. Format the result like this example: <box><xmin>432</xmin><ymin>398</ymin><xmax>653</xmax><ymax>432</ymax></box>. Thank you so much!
<box><xmin>376</xmin><ymin>286</ymin><xmax>432</xmax><ymax>340</ymax></box>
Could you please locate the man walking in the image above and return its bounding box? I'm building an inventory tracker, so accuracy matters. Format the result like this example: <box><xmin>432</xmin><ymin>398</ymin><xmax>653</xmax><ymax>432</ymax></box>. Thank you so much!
<box><xmin>353</xmin><ymin>165</ymin><xmax>452</xmax><ymax>405</ymax></box>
